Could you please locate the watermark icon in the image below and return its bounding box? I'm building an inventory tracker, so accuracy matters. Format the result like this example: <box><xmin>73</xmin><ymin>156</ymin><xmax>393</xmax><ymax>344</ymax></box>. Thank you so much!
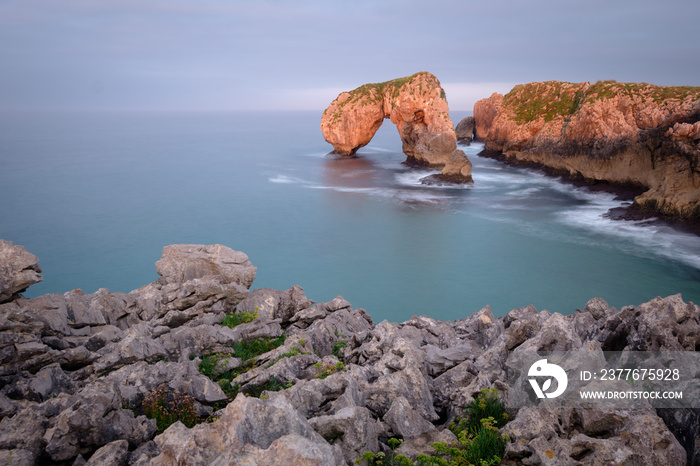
<box><xmin>506</xmin><ymin>351</ymin><xmax>700</xmax><ymax>409</ymax></box>
<box><xmin>527</xmin><ymin>359</ymin><xmax>568</xmax><ymax>399</ymax></box>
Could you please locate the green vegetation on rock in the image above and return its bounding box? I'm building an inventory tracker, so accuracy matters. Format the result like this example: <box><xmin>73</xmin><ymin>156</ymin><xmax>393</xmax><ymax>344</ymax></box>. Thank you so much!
<box><xmin>142</xmin><ymin>384</ymin><xmax>199</xmax><ymax>434</ymax></box>
<box><xmin>356</xmin><ymin>388</ymin><xmax>509</xmax><ymax>466</ymax></box>
<box><xmin>197</xmin><ymin>334</ymin><xmax>289</xmax><ymax>400</ymax></box>
<box><xmin>325</xmin><ymin>72</ymin><xmax>447</xmax><ymax>123</ymax></box>
<box><xmin>503</xmin><ymin>80</ymin><xmax>700</xmax><ymax>125</ymax></box>
<box><xmin>221</xmin><ymin>308</ymin><xmax>258</xmax><ymax>328</ymax></box>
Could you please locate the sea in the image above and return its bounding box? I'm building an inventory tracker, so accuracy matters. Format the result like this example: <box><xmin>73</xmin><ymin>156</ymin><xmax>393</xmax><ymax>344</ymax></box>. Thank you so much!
<box><xmin>1</xmin><ymin>110</ymin><xmax>699</xmax><ymax>322</ymax></box>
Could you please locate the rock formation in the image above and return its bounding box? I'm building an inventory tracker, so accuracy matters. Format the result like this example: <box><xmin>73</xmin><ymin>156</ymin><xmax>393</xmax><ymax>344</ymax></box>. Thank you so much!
<box><xmin>321</xmin><ymin>72</ymin><xmax>473</xmax><ymax>182</ymax></box>
<box><xmin>455</xmin><ymin>116</ymin><xmax>475</xmax><ymax>144</ymax></box>
<box><xmin>474</xmin><ymin>81</ymin><xmax>700</xmax><ymax>220</ymax></box>
<box><xmin>1</xmin><ymin>241</ymin><xmax>698</xmax><ymax>465</ymax></box>
<box><xmin>0</xmin><ymin>240</ymin><xmax>42</xmax><ymax>303</ymax></box>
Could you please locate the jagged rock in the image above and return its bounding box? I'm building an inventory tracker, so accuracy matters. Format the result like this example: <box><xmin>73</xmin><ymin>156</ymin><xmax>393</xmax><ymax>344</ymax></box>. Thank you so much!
<box><xmin>128</xmin><ymin>440</ymin><xmax>160</xmax><ymax>466</ymax></box>
<box><xmin>107</xmin><ymin>360</ymin><xmax>227</xmax><ymax>409</ymax></box>
<box><xmin>503</xmin><ymin>406</ymin><xmax>686</xmax><ymax>465</ymax></box>
<box><xmin>236</xmin><ymin>285</ymin><xmax>314</xmax><ymax>323</ymax></box>
<box><xmin>0</xmin><ymin>240</ymin><xmax>42</xmax><ymax>303</ymax></box>
<box><xmin>151</xmin><ymin>393</ymin><xmax>345</xmax><ymax>465</ymax></box>
<box><xmin>424</xmin><ymin>343</ymin><xmax>475</xmax><ymax>377</ymax></box>
<box><xmin>396</xmin><ymin>429</ymin><xmax>458</xmax><ymax>460</ymax></box>
<box><xmin>44</xmin><ymin>380</ymin><xmax>156</xmax><ymax>462</ymax></box>
<box><xmin>1</xmin><ymin>240</ymin><xmax>699</xmax><ymax>464</ymax></box>
<box><xmin>9</xmin><ymin>362</ymin><xmax>74</xmax><ymax>402</ymax></box>
<box><xmin>85</xmin><ymin>439</ymin><xmax>129</xmax><ymax>466</ymax></box>
<box><xmin>365</xmin><ymin>363</ymin><xmax>438</xmax><ymax>421</ymax></box>
<box><xmin>455</xmin><ymin>116</ymin><xmax>475</xmax><ymax>143</ymax></box>
<box><xmin>155</xmin><ymin>244</ymin><xmax>256</xmax><ymax>289</ymax></box>
<box><xmin>292</xmin><ymin>305</ymin><xmax>373</xmax><ymax>358</ymax></box>
<box><xmin>383</xmin><ymin>396</ymin><xmax>436</xmax><ymax>439</ymax></box>
<box><xmin>597</xmin><ymin>294</ymin><xmax>700</xmax><ymax>351</ymax></box>
<box><xmin>0</xmin><ymin>405</ymin><xmax>48</xmax><ymax>461</ymax></box>
<box><xmin>321</xmin><ymin>72</ymin><xmax>473</xmax><ymax>181</ymax></box>
<box><xmin>308</xmin><ymin>405</ymin><xmax>380</xmax><ymax>464</ymax></box>
<box><xmin>0</xmin><ymin>449</ymin><xmax>35</xmax><ymax>466</ymax></box>
<box><xmin>474</xmin><ymin>81</ymin><xmax>700</xmax><ymax>220</ymax></box>
<box><xmin>132</xmin><ymin>244</ymin><xmax>256</xmax><ymax>322</ymax></box>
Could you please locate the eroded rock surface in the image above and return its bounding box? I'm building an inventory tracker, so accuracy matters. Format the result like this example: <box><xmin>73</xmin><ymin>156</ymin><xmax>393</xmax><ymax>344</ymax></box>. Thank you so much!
<box><xmin>0</xmin><ymin>240</ymin><xmax>42</xmax><ymax>303</ymax></box>
<box><xmin>321</xmin><ymin>72</ymin><xmax>472</xmax><ymax>181</ymax></box>
<box><xmin>474</xmin><ymin>81</ymin><xmax>700</xmax><ymax>220</ymax></box>
<box><xmin>0</xmin><ymin>241</ymin><xmax>697</xmax><ymax>465</ymax></box>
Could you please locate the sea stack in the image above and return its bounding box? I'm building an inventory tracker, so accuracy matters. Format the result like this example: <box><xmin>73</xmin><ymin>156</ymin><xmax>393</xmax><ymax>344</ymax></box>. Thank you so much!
<box><xmin>321</xmin><ymin>72</ymin><xmax>473</xmax><ymax>182</ymax></box>
<box><xmin>473</xmin><ymin>81</ymin><xmax>700</xmax><ymax>220</ymax></box>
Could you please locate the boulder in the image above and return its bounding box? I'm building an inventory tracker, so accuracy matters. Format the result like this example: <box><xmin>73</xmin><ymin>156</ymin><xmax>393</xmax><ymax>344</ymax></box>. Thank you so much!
<box><xmin>0</xmin><ymin>240</ymin><xmax>42</xmax><ymax>303</ymax></box>
<box><xmin>151</xmin><ymin>393</ymin><xmax>345</xmax><ymax>465</ymax></box>
<box><xmin>455</xmin><ymin>116</ymin><xmax>475</xmax><ymax>143</ymax></box>
<box><xmin>308</xmin><ymin>405</ymin><xmax>380</xmax><ymax>464</ymax></box>
<box><xmin>85</xmin><ymin>439</ymin><xmax>129</xmax><ymax>466</ymax></box>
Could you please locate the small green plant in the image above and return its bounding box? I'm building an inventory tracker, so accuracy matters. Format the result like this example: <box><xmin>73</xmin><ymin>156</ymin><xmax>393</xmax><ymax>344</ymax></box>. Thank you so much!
<box><xmin>222</xmin><ymin>309</ymin><xmax>258</xmax><ymax>328</ymax></box>
<box><xmin>450</xmin><ymin>388</ymin><xmax>509</xmax><ymax>435</ymax></box>
<box><xmin>231</xmin><ymin>334</ymin><xmax>286</xmax><ymax>361</ymax></box>
<box><xmin>315</xmin><ymin>361</ymin><xmax>345</xmax><ymax>379</ymax></box>
<box><xmin>357</xmin><ymin>390</ymin><xmax>510</xmax><ymax>466</ymax></box>
<box><xmin>196</xmin><ymin>334</ymin><xmax>288</xmax><ymax>402</ymax></box>
<box><xmin>264</xmin><ymin>345</ymin><xmax>304</xmax><ymax>369</ymax></box>
<box><xmin>142</xmin><ymin>384</ymin><xmax>199</xmax><ymax>434</ymax></box>
<box><xmin>356</xmin><ymin>438</ymin><xmax>414</xmax><ymax>465</ymax></box>
<box><xmin>244</xmin><ymin>376</ymin><xmax>292</xmax><ymax>398</ymax></box>
<box><xmin>332</xmin><ymin>339</ymin><xmax>348</xmax><ymax>357</ymax></box>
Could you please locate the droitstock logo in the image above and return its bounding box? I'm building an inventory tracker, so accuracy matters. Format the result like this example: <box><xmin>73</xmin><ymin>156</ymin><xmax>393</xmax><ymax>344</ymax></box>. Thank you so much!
<box><xmin>528</xmin><ymin>359</ymin><xmax>568</xmax><ymax>399</ymax></box>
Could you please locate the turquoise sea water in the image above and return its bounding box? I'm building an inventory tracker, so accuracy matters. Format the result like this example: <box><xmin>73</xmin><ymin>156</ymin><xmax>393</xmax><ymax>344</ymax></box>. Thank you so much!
<box><xmin>1</xmin><ymin>110</ymin><xmax>699</xmax><ymax>321</ymax></box>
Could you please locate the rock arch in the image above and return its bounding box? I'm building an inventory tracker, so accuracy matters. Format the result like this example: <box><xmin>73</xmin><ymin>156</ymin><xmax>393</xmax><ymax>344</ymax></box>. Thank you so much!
<box><xmin>320</xmin><ymin>72</ymin><xmax>472</xmax><ymax>182</ymax></box>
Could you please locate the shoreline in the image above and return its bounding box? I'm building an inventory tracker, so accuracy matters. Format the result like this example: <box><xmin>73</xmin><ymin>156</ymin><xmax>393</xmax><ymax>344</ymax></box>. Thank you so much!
<box><xmin>474</xmin><ymin>145</ymin><xmax>700</xmax><ymax>237</ymax></box>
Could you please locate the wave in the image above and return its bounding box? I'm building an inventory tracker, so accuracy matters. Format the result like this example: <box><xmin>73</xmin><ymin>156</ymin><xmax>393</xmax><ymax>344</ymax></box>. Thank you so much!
<box><xmin>559</xmin><ymin>204</ymin><xmax>700</xmax><ymax>270</ymax></box>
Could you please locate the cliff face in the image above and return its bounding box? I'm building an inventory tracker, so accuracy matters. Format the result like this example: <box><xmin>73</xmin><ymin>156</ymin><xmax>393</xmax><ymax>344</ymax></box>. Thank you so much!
<box><xmin>474</xmin><ymin>81</ymin><xmax>700</xmax><ymax>220</ymax></box>
<box><xmin>321</xmin><ymin>72</ymin><xmax>472</xmax><ymax>181</ymax></box>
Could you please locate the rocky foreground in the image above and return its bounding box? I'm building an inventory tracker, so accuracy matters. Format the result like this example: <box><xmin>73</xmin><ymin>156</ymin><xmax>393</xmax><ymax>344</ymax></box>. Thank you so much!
<box><xmin>1</xmin><ymin>239</ymin><xmax>699</xmax><ymax>465</ymax></box>
<box><xmin>321</xmin><ymin>72</ymin><xmax>473</xmax><ymax>182</ymax></box>
<box><xmin>473</xmin><ymin>81</ymin><xmax>700</xmax><ymax>221</ymax></box>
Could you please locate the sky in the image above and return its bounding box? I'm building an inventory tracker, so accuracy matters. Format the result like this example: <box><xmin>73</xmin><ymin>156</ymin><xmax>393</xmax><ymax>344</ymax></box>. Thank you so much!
<box><xmin>1</xmin><ymin>0</ymin><xmax>699</xmax><ymax>112</ymax></box>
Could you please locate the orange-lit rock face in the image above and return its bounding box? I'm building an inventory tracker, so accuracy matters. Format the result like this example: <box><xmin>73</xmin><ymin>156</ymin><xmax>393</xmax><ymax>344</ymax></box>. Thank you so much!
<box><xmin>474</xmin><ymin>81</ymin><xmax>700</xmax><ymax>220</ymax></box>
<box><xmin>321</xmin><ymin>72</ymin><xmax>472</xmax><ymax>181</ymax></box>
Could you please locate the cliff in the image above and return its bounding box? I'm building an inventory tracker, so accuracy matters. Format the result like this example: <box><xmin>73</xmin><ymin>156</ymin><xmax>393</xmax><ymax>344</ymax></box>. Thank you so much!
<box><xmin>0</xmin><ymin>240</ymin><xmax>697</xmax><ymax>465</ymax></box>
<box><xmin>321</xmin><ymin>72</ymin><xmax>473</xmax><ymax>182</ymax></box>
<box><xmin>474</xmin><ymin>81</ymin><xmax>700</xmax><ymax>220</ymax></box>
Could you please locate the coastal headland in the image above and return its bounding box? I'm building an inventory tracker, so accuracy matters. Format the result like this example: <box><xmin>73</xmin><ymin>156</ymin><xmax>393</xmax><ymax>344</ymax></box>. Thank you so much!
<box><xmin>473</xmin><ymin>81</ymin><xmax>700</xmax><ymax>221</ymax></box>
<box><xmin>1</xmin><ymin>240</ymin><xmax>696</xmax><ymax>465</ymax></box>
<box><xmin>321</xmin><ymin>72</ymin><xmax>473</xmax><ymax>182</ymax></box>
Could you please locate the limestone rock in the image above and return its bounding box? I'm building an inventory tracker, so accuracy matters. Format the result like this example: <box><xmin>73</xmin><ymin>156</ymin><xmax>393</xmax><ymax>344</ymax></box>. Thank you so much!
<box><xmin>85</xmin><ymin>439</ymin><xmax>129</xmax><ymax>466</ymax></box>
<box><xmin>236</xmin><ymin>285</ymin><xmax>314</xmax><ymax>323</ymax></box>
<box><xmin>321</xmin><ymin>72</ymin><xmax>473</xmax><ymax>181</ymax></box>
<box><xmin>455</xmin><ymin>116</ymin><xmax>475</xmax><ymax>143</ymax></box>
<box><xmin>473</xmin><ymin>81</ymin><xmax>700</xmax><ymax>220</ymax></box>
<box><xmin>308</xmin><ymin>405</ymin><xmax>380</xmax><ymax>464</ymax></box>
<box><xmin>151</xmin><ymin>393</ymin><xmax>345</xmax><ymax>465</ymax></box>
<box><xmin>0</xmin><ymin>240</ymin><xmax>42</xmax><ymax>303</ymax></box>
<box><xmin>383</xmin><ymin>396</ymin><xmax>436</xmax><ymax>439</ymax></box>
<box><xmin>155</xmin><ymin>244</ymin><xmax>256</xmax><ymax>288</ymax></box>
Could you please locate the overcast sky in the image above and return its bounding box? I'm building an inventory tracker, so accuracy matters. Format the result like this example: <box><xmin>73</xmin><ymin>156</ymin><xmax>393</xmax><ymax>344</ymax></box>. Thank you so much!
<box><xmin>1</xmin><ymin>0</ymin><xmax>698</xmax><ymax>111</ymax></box>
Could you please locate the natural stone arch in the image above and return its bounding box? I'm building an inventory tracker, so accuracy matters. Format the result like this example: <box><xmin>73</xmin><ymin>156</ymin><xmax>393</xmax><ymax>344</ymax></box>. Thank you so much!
<box><xmin>320</xmin><ymin>72</ymin><xmax>472</xmax><ymax>182</ymax></box>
